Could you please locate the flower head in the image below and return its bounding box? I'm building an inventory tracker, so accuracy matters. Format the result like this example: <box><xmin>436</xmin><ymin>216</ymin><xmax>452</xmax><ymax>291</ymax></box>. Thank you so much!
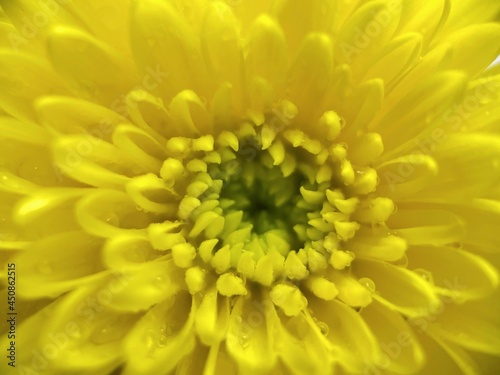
<box><xmin>1</xmin><ymin>0</ymin><xmax>500</xmax><ymax>374</ymax></box>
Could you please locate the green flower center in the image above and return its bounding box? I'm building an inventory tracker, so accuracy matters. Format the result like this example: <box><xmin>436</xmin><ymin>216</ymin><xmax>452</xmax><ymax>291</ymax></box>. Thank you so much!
<box><xmin>213</xmin><ymin>146</ymin><xmax>315</xmax><ymax>250</ymax></box>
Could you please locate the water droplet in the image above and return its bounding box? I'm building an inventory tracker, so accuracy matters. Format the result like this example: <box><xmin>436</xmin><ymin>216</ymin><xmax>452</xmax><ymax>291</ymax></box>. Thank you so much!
<box><xmin>414</xmin><ymin>268</ymin><xmax>434</xmax><ymax>284</ymax></box>
<box><xmin>358</xmin><ymin>277</ymin><xmax>376</xmax><ymax>293</ymax></box>
<box><xmin>102</xmin><ymin>212</ymin><xmax>119</xmax><ymax>226</ymax></box>
<box><xmin>154</xmin><ymin>275</ymin><xmax>168</xmax><ymax>290</ymax></box>
<box><xmin>157</xmin><ymin>325</ymin><xmax>169</xmax><ymax>347</ymax></box>
<box><xmin>17</xmin><ymin>158</ymin><xmax>55</xmax><ymax>185</ymax></box>
<box><xmin>127</xmin><ymin>246</ymin><xmax>146</xmax><ymax>263</ymax></box>
<box><xmin>339</xmin><ymin>118</ymin><xmax>346</xmax><ymax>129</ymax></box>
<box><xmin>144</xmin><ymin>329</ymin><xmax>156</xmax><ymax>351</ymax></box>
<box><xmin>37</xmin><ymin>260</ymin><xmax>53</xmax><ymax>275</ymax></box>
<box><xmin>316</xmin><ymin>321</ymin><xmax>329</xmax><ymax>336</ymax></box>
<box><xmin>240</xmin><ymin>332</ymin><xmax>250</xmax><ymax>349</ymax></box>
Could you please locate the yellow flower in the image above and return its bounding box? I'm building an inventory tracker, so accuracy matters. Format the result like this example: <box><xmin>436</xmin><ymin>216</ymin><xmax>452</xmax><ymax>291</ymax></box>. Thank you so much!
<box><xmin>1</xmin><ymin>0</ymin><xmax>500</xmax><ymax>374</ymax></box>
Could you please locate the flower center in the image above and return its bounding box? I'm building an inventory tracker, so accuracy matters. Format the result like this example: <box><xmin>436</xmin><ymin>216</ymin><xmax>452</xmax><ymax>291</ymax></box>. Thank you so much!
<box><xmin>214</xmin><ymin>146</ymin><xmax>313</xmax><ymax>249</ymax></box>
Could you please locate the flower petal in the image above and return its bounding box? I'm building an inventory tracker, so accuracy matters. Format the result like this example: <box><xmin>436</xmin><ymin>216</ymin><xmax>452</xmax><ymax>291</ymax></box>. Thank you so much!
<box><xmin>33</xmin><ymin>281</ymin><xmax>140</xmax><ymax>374</ymax></box>
<box><xmin>131</xmin><ymin>0</ymin><xmax>208</xmax><ymax>102</ymax></box>
<box><xmin>386</xmin><ymin>205</ymin><xmax>464</xmax><ymax>246</ymax></box>
<box><xmin>15</xmin><ymin>231</ymin><xmax>105</xmax><ymax>298</ymax></box>
<box><xmin>195</xmin><ymin>288</ymin><xmax>230</xmax><ymax>346</ymax></box>
<box><xmin>287</xmin><ymin>33</ymin><xmax>333</xmax><ymax>120</ymax></box>
<box><xmin>75</xmin><ymin>190</ymin><xmax>153</xmax><ymax>238</ymax></box>
<box><xmin>360</xmin><ymin>300</ymin><xmax>425</xmax><ymax>374</ymax></box>
<box><xmin>226</xmin><ymin>294</ymin><xmax>278</xmax><ymax>374</ymax></box>
<box><xmin>428</xmin><ymin>300</ymin><xmax>500</xmax><ymax>355</ymax></box>
<box><xmin>434</xmin><ymin>23</ymin><xmax>500</xmax><ymax>78</ymax></box>
<box><xmin>0</xmin><ymin>52</ymin><xmax>69</xmax><ymax>121</ymax></box>
<box><xmin>103</xmin><ymin>260</ymin><xmax>182</xmax><ymax>312</ymax></box>
<box><xmin>36</xmin><ymin>96</ymin><xmax>127</xmax><ymax>142</ymax></box>
<box><xmin>353</xmin><ymin>259</ymin><xmax>441</xmax><ymax>317</ymax></box>
<box><xmin>245</xmin><ymin>15</ymin><xmax>287</xmax><ymax>97</ymax></box>
<box><xmin>407</xmin><ymin>245</ymin><xmax>498</xmax><ymax>300</ymax></box>
<box><xmin>308</xmin><ymin>298</ymin><xmax>380</xmax><ymax>374</ymax></box>
<box><xmin>123</xmin><ymin>291</ymin><xmax>196</xmax><ymax>375</ymax></box>
<box><xmin>47</xmin><ymin>26</ymin><xmax>137</xmax><ymax>104</ymax></box>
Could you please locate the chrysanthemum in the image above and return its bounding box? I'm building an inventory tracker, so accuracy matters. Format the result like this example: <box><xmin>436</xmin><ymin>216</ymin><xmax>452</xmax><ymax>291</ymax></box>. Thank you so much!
<box><xmin>1</xmin><ymin>0</ymin><xmax>500</xmax><ymax>374</ymax></box>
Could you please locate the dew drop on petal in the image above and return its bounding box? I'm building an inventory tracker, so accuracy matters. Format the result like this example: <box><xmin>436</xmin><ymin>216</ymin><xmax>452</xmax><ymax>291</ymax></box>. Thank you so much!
<box><xmin>102</xmin><ymin>212</ymin><xmax>120</xmax><ymax>226</ymax></box>
<box><xmin>414</xmin><ymin>268</ymin><xmax>434</xmax><ymax>284</ymax></box>
<box><xmin>358</xmin><ymin>277</ymin><xmax>376</xmax><ymax>293</ymax></box>
<box><xmin>240</xmin><ymin>332</ymin><xmax>250</xmax><ymax>349</ymax></box>
<box><xmin>144</xmin><ymin>329</ymin><xmax>156</xmax><ymax>353</ymax></box>
<box><xmin>126</xmin><ymin>245</ymin><xmax>146</xmax><ymax>263</ymax></box>
<box><xmin>157</xmin><ymin>324</ymin><xmax>169</xmax><ymax>348</ymax></box>
<box><xmin>17</xmin><ymin>158</ymin><xmax>56</xmax><ymax>185</ymax></box>
<box><xmin>316</xmin><ymin>321</ymin><xmax>329</xmax><ymax>336</ymax></box>
<box><xmin>91</xmin><ymin>320</ymin><xmax>126</xmax><ymax>345</ymax></box>
<box><xmin>153</xmin><ymin>275</ymin><xmax>169</xmax><ymax>290</ymax></box>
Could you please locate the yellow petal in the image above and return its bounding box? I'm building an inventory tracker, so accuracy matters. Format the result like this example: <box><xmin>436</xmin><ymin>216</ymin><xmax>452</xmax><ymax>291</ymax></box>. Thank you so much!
<box><xmin>195</xmin><ymin>288</ymin><xmax>229</xmax><ymax>345</ymax></box>
<box><xmin>372</xmin><ymin>71</ymin><xmax>467</xmax><ymax>151</ymax></box>
<box><xmin>362</xmin><ymin>32</ymin><xmax>422</xmax><ymax>87</ymax></box>
<box><xmin>354</xmin><ymin>259</ymin><xmax>441</xmax><ymax>317</ymax></box>
<box><xmin>201</xmin><ymin>2</ymin><xmax>243</xmax><ymax>90</ymax></box>
<box><xmin>131</xmin><ymin>0</ymin><xmax>207</xmax><ymax>101</ymax></box>
<box><xmin>0</xmin><ymin>52</ymin><xmax>69</xmax><ymax>121</ymax></box>
<box><xmin>429</xmin><ymin>301</ymin><xmax>500</xmax><ymax>355</ymax></box>
<box><xmin>36</xmin><ymin>96</ymin><xmax>126</xmax><ymax>142</ymax></box>
<box><xmin>102</xmin><ymin>233</ymin><xmax>158</xmax><ymax>271</ymax></box>
<box><xmin>415</xmin><ymin>331</ymin><xmax>479</xmax><ymax>375</ymax></box>
<box><xmin>76</xmin><ymin>190</ymin><xmax>151</xmax><ymax>238</ymax></box>
<box><xmin>126</xmin><ymin>174</ymin><xmax>177</xmax><ymax>214</ymax></box>
<box><xmin>105</xmin><ymin>260</ymin><xmax>181</xmax><ymax>312</ymax></box>
<box><xmin>347</xmin><ymin>227</ymin><xmax>407</xmax><ymax>262</ymax></box>
<box><xmin>123</xmin><ymin>292</ymin><xmax>196</xmax><ymax>375</ymax></box>
<box><xmin>387</xmin><ymin>206</ymin><xmax>464</xmax><ymax>246</ymax></box>
<box><xmin>51</xmin><ymin>136</ymin><xmax>135</xmax><ymax>189</ymax></box>
<box><xmin>113</xmin><ymin>125</ymin><xmax>165</xmax><ymax>173</ymax></box>
<box><xmin>397</xmin><ymin>0</ymin><xmax>449</xmax><ymax>48</ymax></box>
<box><xmin>226</xmin><ymin>294</ymin><xmax>277</xmax><ymax>374</ymax></box>
<box><xmin>245</xmin><ymin>15</ymin><xmax>287</xmax><ymax>96</ymax></box>
<box><xmin>36</xmin><ymin>283</ymin><xmax>140</xmax><ymax>373</ymax></box>
<box><xmin>47</xmin><ymin>26</ymin><xmax>137</xmax><ymax>104</ymax></box>
<box><xmin>308</xmin><ymin>297</ymin><xmax>379</xmax><ymax>374</ymax></box>
<box><xmin>407</xmin><ymin>245</ymin><xmax>498</xmax><ymax>300</ymax></box>
<box><xmin>287</xmin><ymin>33</ymin><xmax>333</xmax><ymax>118</ymax></box>
<box><xmin>361</xmin><ymin>300</ymin><xmax>425</xmax><ymax>374</ymax></box>
<box><xmin>0</xmin><ymin>116</ymin><xmax>48</xmax><ymax>144</ymax></box>
<box><xmin>435</xmin><ymin>23</ymin><xmax>500</xmax><ymax>78</ymax></box>
<box><xmin>15</xmin><ymin>231</ymin><xmax>105</xmax><ymax>298</ymax></box>
<box><xmin>276</xmin><ymin>309</ymin><xmax>334</xmax><ymax>375</ymax></box>
<box><xmin>336</xmin><ymin>0</ymin><xmax>401</xmax><ymax>68</ymax></box>
<box><xmin>447</xmin><ymin>199</ymin><xmax>500</xmax><ymax>253</ymax></box>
